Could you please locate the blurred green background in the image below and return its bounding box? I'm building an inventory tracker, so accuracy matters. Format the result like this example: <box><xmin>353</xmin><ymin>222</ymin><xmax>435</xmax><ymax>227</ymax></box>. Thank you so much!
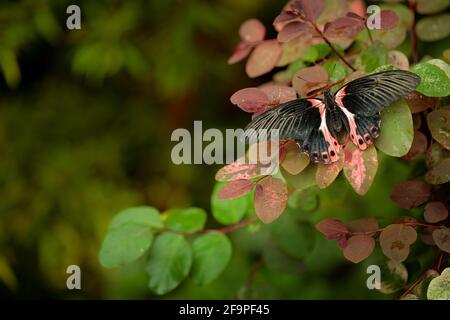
<box><xmin>0</xmin><ymin>0</ymin><xmax>433</xmax><ymax>299</ymax></box>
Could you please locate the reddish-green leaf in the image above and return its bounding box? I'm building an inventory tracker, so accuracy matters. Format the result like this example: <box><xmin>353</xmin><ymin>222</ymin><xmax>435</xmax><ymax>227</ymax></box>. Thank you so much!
<box><xmin>281</xmin><ymin>142</ymin><xmax>310</xmax><ymax>175</ymax></box>
<box><xmin>292</xmin><ymin>65</ymin><xmax>328</xmax><ymax>96</ymax></box>
<box><xmin>278</xmin><ymin>22</ymin><xmax>311</xmax><ymax>43</ymax></box>
<box><xmin>246</xmin><ymin>40</ymin><xmax>282</xmax><ymax>78</ymax></box>
<box><xmin>425</xmin><ymin>158</ymin><xmax>450</xmax><ymax>185</ymax></box>
<box><xmin>343</xmin><ymin>143</ymin><xmax>378</xmax><ymax>195</ymax></box>
<box><xmin>427</xmin><ymin>107</ymin><xmax>450</xmax><ymax>150</ymax></box>
<box><xmin>316</xmin><ymin>219</ymin><xmax>349</xmax><ymax>240</ymax></box>
<box><xmin>424</xmin><ymin>201</ymin><xmax>448</xmax><ymax>224</ymax></box>
<box><xmin>259</xmin><ymin>83</ymin><xmax>297</xmax><ymax>105</ymax></box>
<box><xmin>228</xmin><ymin>42</ymin><xmax>252</xmax><ymax>64</ymax></box>
<box><xmin>432</xmin><ymin>227</ymin><xmax>450</xmax><ymax>253</ymax></box>
<box><xmin>347</xmin><ymin>218</ymin><xmax>379</xmax><ymax>234</ymax></box>
<box><xmin>230</xmin><ymin>88</ymin><xmax>269</xmax><ymax>113</ymax></box>
<box><xmin>254</xmin><ymin>177</ymin><xmax>288</xmax><ymax>223</ymax></box>
<box><xmin>403</xmin><ymin>131</ymin><xmax>428</xmax><ymax>160</ymax></box>
<box><xmin>343</xmin><ymin>235</ymin><xmax>375</xmax><ymax>263</ymax></box>
<box><xmin>379</xmin><ymin>10</ymin><xmax>400</xmax><ymax>30</ymax></box>
<box><xmin>239</xmin><ymin>19</ymin><xmax>266</xmax><ymax>43</ymax></box>
<box><xmin>217</xmin><ymin>180</ymin><xmax>254</xmax><ymax>200</ymax></box>
<box><xmin>316</xmin><ymin>151</ymin><xmax>344</xmax><ymax>189</ymax></box>
<box><xmin>291</xmin><ymin>0</ymin><xmax>325</xmax><ymax>22</ymax></box>
<box><xmin>324</xmin><ymin>14</ymin><xmax>365</xmax><ymax>39</ymax></box>
<box><xmin>427</xmin><ymin>142</ymin><xmax>450</xmax><ymax>169</ymax></box>
<box><xmin>215</xmin><ymin>158</ymin><xmax>268</xmax><ymax>181</ymax></box>
<box><xmin>379</xmin><ymin>224</ymin><xmax>417</xmax><ymax>263</ymax></box>
<box><xmin>390</xmin><ymin>180</ymin><xmax>431</xmax><ymax>209</ymax></box>
<box><xmin>405</xmin><ymin>91</ymin><xmax>435</xmax><ymax>114</ymax></box>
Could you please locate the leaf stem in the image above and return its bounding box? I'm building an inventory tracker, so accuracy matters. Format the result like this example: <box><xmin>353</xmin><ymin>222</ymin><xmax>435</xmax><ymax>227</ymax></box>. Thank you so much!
<box><xmin>194</xmin><ymin>217</ymin><xmax>258</xmax><ymax>236</ymax></box>
<box><xmin>309</xmin><ymin>21</ymin><xmax>356</xmax><ymax>72</ymax></box>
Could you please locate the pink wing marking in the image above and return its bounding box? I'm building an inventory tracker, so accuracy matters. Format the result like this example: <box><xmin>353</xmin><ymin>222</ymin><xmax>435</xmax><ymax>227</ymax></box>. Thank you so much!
<box><xmin>335</xmin><ymin>89</ymin><xmax>369</xmax><ymax>150</ymax></box>
<box><xmin>311</xmin><ymin>100</ymin><xmax>341</xmax><ymax>164</ymax></box>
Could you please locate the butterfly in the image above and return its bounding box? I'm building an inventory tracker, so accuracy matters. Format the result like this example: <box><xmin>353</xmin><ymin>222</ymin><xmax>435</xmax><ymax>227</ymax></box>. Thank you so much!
<box><xmin>244</xmin><ymin>70</ymin><xmax>420</xmax><ymax>164</ymax></box>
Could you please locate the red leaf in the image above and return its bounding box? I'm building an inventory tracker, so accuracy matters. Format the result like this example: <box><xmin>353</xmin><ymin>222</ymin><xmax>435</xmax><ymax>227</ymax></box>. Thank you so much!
<box><xmin>347</xmin><ymin>218</ymin><xmax>379</xmax><ymax>234</ymax></box>
<box><xmin>405</xmin><ymin>91</ymin><xmax>435</xmax><ymax>114</ymax></box>
<box><xmin>343</xmin><ymin>235</ymin><xmax>375</xmax><ymax>263</ymax></box>
<box><xmin>379</xmin><ymin>10</ymin><xmax>399</xmax><ymax>30</ymax></box>
<box><xmin>254</xmin><ymin>177</ymin><xmax>288</xmax><ymax>223</ymax></box>
<box><xmin>324</xmin><ymin>15</ymin><xmax>365</xmax><ymax>39</ymax></box>
<box><xmin>259</xmin><ymin>83</ymin><xmax>297</xmax><ymax>105</ymax></box>
<box><xmin>217</xmin><ymin>179</ymin><xmax>255</xmax><ymax>200</ymax></box>
<box><xmin>316</xmin><ymin>219</ymin><xmax>349</xmax><ymax>240</ymax></box>
<box><xmin>292</xmin><ymin>65</ymin><xmax>328</xmax><ymax>97</ymax></box>
<box><xmin>228</xmin><ymin>42</ymin><xmax>252</xmax><ymax>64</ymax></box>
<box><xmin>230</xmin><ymin>88</ymin><xmax>269</xmax><ymax>113</ymax></box>
<box><xmin>432</xmin><ymin>227</ymin><xmax>450</xmax><ymax>253</ymax></box>
<box><xmin>425</xmin><ymin>158</ymin><xmax>450</xmax><ymax>185</ymax></box>
<box><xmin>379</xmin><ymin>224</ymin><xmax>417</xmax><ymax>263</ymax></box>
<box><xmin>278</xmin><ymin>22</ymin><xmax>311</xmax><ymax>43</ymax></box>
<box><xmin>343</xmin><ymin>143</ymin><xmax>378</xmax><ymax>195</ymax></box>
<box><xmin>246</xmin><ymin>40</ymin><xmax>282</xmax><ymax>78</ymax></box>
<box><xmin>239</xmin><ymin>19</ymin><xmax>266</xmax><ymax>43</ymax></box>
<box><xmin>291</xmin><ymin>0</ymin><xmax>325</xmax><ymax>22</ymax></box>
<box><xmin>390</xmin><ymin>181</ymin><xmax>432</xmax><ymax>209</ymax></box>
<box><xmin>424</xmin><ymin>201</ymin><xmax>448</xmax><ymax>224</ymax></box>
<box><xmin>403</xmin><ymin>131</ymin><xmax>428</xmax><ymax>160</ymax></box>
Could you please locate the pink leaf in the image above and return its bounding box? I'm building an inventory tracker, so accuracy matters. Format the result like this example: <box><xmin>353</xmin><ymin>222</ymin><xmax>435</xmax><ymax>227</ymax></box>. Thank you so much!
<box><xmin>217</xmin><ymin>179</ymin><xmax>255</xmax><ymax>200</ymax></box>
<box><xmin>324</xmin><ymin>15</ymin><xmax>365</xmax><ymax>39</ymax></box>
<box><xmin>291</xmin><ymin>0</ymin><xmax>325</xmax><ymax>22</ymax></box>
<box><xmin>239</xmin><ymin>19</ymin><xmax>266</xmax><ymax>43</ymax></box>
<box><xmin>278</xmin><ymin>22</ymin><xmax>311</xmax><ymax>43</ymax></box>
<box><xmin>316</xmin><ymin>151</ymin><xmax>344</xmax><ymax>189</ymax></box>
<box><xmin>273</xmin><ymin>11</ymin><xmax>299</xmax><ymax>32</ymax></box>
<box><xmin>228</xmin><ymin>42</ymin><xmax>252</xmax><ymax>64</ymax></box>
<box><xmin>390</xmin><ymin>180</ymin><xmax>432</xmax><ymax>209</ymax></box>
<box><xmin>215</xmin><ymin>157</ymin><xmax>270</xmax><ymax>182</ymax></box>
<box><xmin>259</xmin><ymin>83</ymin><xmax>297</xmax><ymax>105</ymax></box>
<box><xmin>424</xmin><ymin>201</ymin><xmax>448</xmax><ymax>224</ymax></box>
<box><xmin>246</xmin><ymin>40</ymin><xmax>282</xmax><ymax>78</ymax></box>
<box><xmin>379</xmin><ymin>10</ymin><xmax>400</xmax><ymax>30</ymax></box>
<box><xmin>379</xmin><ymin>224</ymin><xmax>417</xmax><ymax>263</ymax></box>
<box><xmin>292</xmin><ymin>65</ymin><xmax>328</xmax><ymax>97</ymax></box>
<box><xmin>343</xmin><ymin>143</ymin><xmax>378</xmax><ymax>195</ymax></box>
<box><xmin>343</xmin><ymin>235</ymin><xmax>375</xmax><ymax>263</ymax></box>
<box><xmin>316</xmin><ymin>219</ymin><xmax>349</xmax><ymax>240</ymax></box>
<box><xmin>254</xmin><ymin>177</ymin><xmax>288</xmax><ymax>223</ymax></box>
<box><xmin>230</xmin><ymin>88</ymin><xmax>269</xmax><ymax>113</ymax></box>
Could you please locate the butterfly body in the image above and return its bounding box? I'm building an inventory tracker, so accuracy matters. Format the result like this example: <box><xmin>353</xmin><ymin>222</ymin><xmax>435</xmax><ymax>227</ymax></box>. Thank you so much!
<box><xmin>245</xmin><ymin>70</ymin><xmax>420</xmax><ymax>164</ymax></box>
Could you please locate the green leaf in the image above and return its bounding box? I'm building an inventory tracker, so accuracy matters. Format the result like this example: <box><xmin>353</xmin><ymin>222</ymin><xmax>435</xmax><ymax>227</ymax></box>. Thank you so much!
<box><xmin>427</xmin><ymin>268</ymin><xmax>450</xmax><ymax>300</ymax></box>
<box><xmin>375</xmin><ymin>99</ymin><xmax>413</xmax><ymax>157</ymax></box>
<box><xmin>211</xmin><ymin>182</ymin><xmax>249</xmax><ymax>225</ymax></box>
<box><xmin>323</xmin><ymin>61</ymin><xmax>346</xmax><ymax>84</ymax></box>
<box><xmin>357</xmin><ymin>41</ymin><xmax>388</xmax><ymax>73</ymax></box>
<box><xmin>110</xmin><ymin>206</ymin><xmax>163</xmax><ymax>229</ymax></box>
<box><xmin>191</xmin><ymin>232</ymin><xmax>232</xmax><ymax>285</ymax></box>
<box><xmin>282</xmin><ymin>164</ymin><xmax>317</xmax><ymax>191</ymax></box>
<box><xmin>427</xmin><ymin>107</ymin><xmax>450</xmax><ymax>150</ymax></box>
<box><xmin>372</xmin><ymin>64</ymin><xmax>396</xmax><ymax>73</ymax></box>
<box><xmin>270</xmin><ymin>213</ymin><xmax>315</xmax><ymax>259</ymax></box>
<box><xmin>416</xmin><ymin>14</ymin><xmax>450</xmax><ymax>42</ymax></box>
<box><xmin>163</xmin><ymin>207</ymin><xmax>207</xmax><ymax>233</ymax></box>
<box><xmin>99</xmin><ymin>223</ymin><xmax>153</xmax><ymax>268</ymax></box>
<box><xmin>146</xmin><ymin>232</ymin><xmax>192</xmax><ymax>295</ymax></box>
<box><xmin>412</xmin><ymin>61</ymin><xmax>450</xmax><ymax>97</ymax></box>
<box><xmin>303</xmin><ymin>44</ymin><xmax>331</xmax><ymax>63</ymax></box>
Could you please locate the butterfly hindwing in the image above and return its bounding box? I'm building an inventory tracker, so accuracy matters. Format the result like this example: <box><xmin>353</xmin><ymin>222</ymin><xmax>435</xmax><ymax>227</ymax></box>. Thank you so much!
<box><xmin>244</xmin><ymin>98</ymin><xmax>340</xmax><ymax>164</ymax></box>
<box><xmin>335</xmin><ymin>70</ymin><xmax>419</xmax><ymax>149</ymax></box>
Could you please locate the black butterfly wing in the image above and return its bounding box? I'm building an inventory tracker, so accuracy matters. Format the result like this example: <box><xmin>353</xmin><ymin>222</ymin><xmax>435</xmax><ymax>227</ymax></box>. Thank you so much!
<box><xmin>334</xmin><ymin>70</ymin><xmax>420</xmax><ymax>150</ymax></box>
<box><xmin>244</xmin><ymin>98</ymin><xmax>340</xmax><ymax>164</ymax></box>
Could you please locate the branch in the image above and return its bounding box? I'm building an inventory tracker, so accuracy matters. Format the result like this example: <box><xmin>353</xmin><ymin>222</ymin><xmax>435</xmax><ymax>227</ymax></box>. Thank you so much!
<box><xmin>194</xmin><ymin>217</ymin><xmax>258</xmax><ymax>235</ymax></box>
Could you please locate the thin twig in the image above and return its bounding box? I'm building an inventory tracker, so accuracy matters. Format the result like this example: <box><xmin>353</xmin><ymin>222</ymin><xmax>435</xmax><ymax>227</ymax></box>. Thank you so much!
<box><xmin>194</xmin><ymin>217</ymin><xmax>258</xmax><ymax>236</ymax></box>
<box><xmin>309</xmin><ymin>21</ymin><xmax>356</xmax><ymax>72</ymax></box>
